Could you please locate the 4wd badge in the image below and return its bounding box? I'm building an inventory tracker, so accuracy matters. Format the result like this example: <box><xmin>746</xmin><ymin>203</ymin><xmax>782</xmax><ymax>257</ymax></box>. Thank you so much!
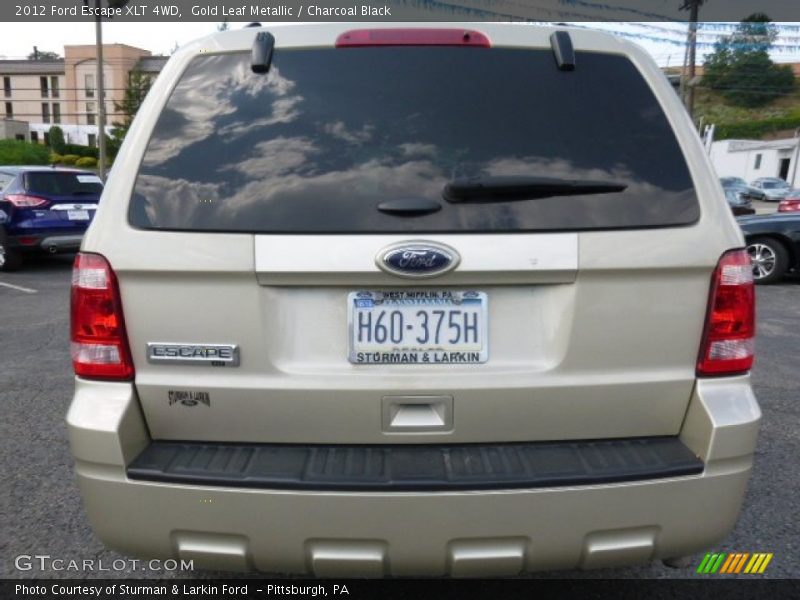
<box><xmin>168</xmin><ymin>390</ymin><xmax>211</xmax><ymax>407</ymax></box>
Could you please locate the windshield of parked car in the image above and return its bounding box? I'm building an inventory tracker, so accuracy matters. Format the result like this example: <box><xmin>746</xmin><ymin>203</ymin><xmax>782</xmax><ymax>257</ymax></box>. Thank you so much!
<box><xmin>725</xmin><ymin>190</ymin><xmax>745</xmax><ymax>203</ymax></box>
<box><xmin>26</xmin><ymin>172</ymin><xmax>103</xmax><ymax>197</ymax></box>
<box><xmin>722</xmin><ymin>178</ymin><xmax>746</xmax><ymax>186</ymax></box>
<box><xmin>131</xmin><ymin>47</ymin><xmax>698</xmax><ymax>233</ymax></box>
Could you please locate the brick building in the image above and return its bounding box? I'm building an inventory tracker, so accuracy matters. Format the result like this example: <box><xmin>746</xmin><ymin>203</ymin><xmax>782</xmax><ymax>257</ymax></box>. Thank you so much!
<box><xmin>0</xmin><ymin>44</ymin><xmax>167</xmax><ymax>146</ymax></box>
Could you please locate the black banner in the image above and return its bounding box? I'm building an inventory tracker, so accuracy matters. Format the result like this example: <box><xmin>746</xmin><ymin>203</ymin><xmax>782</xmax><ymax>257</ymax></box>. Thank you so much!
<box><xmin>5</xmin><ymin>0</ymin><xmax>800</xmax><ymax>23</ymax></box>
<box><xmin>4</xmin><ymin>578</ymin><xmax>799</xmax><ymax>600</ymax></box>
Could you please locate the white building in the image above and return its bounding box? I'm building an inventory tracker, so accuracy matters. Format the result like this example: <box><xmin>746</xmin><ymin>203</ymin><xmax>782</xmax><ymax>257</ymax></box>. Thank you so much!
<box><xmin>28</xmin><ymin>122</ymin><xmax>113</xmax><ymax>147</ymax></box>
<box><xmin>710</xmin><ymin>137</ymin><xmax>800</xmax><ymax>186</ymax></box>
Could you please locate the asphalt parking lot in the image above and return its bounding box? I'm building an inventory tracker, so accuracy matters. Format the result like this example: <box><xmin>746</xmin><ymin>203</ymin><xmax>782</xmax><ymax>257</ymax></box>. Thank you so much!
<box><xmin>752</xmin><ymin>199</ymin><xmax>783</xmax><ymax>215</ymax></box>
<box><xmin>1</xmin><ymin>254</ymin><xmax>798</xmax><ymax>580</ymax></box>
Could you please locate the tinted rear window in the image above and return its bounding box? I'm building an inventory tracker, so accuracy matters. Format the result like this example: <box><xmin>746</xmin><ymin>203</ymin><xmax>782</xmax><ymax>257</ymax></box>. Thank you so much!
<box><xmin>130</xmin><ymin>47</ymin><xmax>698</xmax><ymax>233</ymax></box>
<box><xmin>0</xmin><ymin>172</ymin><xmax>14</xmax><ymax>191</ymax></box>
<box><xmin>26</xmin><ymin>172</ymin><xmax>103</xmax><ymax>196</ymax></box>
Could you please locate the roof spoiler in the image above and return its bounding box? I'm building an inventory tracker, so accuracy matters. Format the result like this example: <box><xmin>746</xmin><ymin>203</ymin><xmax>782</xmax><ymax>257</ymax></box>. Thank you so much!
<box><xmin>251</xmin><ymin>31</ymin><xmax>275</xmax><ymax>74</ymax></box>
<box><xmin>550</xmin><ymin>31</ymin><xmax>575</xmax><ymax>71</ymax></box>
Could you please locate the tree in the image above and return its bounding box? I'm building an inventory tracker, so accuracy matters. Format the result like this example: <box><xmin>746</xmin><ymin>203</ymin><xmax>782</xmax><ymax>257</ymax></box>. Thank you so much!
<box><xmin>703</xmin><ymin>14</ymin><xmax>795</xmax><ymax>107</ymax></box>
<box><xmin>27</xmin><ymin>49</ymin><xmax>60</xmax><ymax>61</ymax></box>
<box><xmin>113</xmin><ymin>69</ymin><xmax>153</xmax><ymax>132</ymax></box>
<box><xmin>108</xmin><ymin>69</ymin><xmax>153</xmax><ymax>159</ymax></box>
<box><xmin>48</xmin><ymin>125</ymin><xmax>66</xmax><ymax>154</ymax></box>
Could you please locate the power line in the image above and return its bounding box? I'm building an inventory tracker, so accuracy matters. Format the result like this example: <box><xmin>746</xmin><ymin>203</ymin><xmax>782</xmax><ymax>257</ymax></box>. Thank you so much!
<box><xmin>2</xmin><ymin>88</ymin><xmax>135</xmax><ymax>91</ymax></box>
<box><xmin>3</xmin><ymin>113</ymin><xmax>127</xmax><ymax>117</ymax></box>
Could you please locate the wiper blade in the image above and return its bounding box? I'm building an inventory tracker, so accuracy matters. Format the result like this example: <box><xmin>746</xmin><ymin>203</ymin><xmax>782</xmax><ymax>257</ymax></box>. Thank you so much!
<box><xmin>443</xmin><ymin>176</ymin><xmax>627</xmax><ymax>203</ymax></box>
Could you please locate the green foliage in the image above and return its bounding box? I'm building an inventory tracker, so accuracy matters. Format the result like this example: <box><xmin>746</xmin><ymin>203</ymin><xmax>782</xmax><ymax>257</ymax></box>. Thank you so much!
<box><xmin>62</xmin><ymin>143</ymin><xmax>98</xmax><ymax>159</ymax></box>
<box><xmin>48</xmin><ymin>125</ymin><xmax>66</xmax><ymax>154</ymax></box>
<box><xmin>714</xmin><ymin>115</ymin><xmax>800</xmax><ymax>140</ymax></box>
<box><xmin>50</xmin><ymin>153</ymin><xmax>63</xmax><ymax>164</ymax></box>
<box><xmin>59</xmin><ymin>154</ymin><xmax>80</xmax><ymax>165</ymax></box>
<box><xmin>75</xmin><ymin>156</ymin><xmax>98</xmax><ymax>168</ymax></box>
<box><xmin>0</xmin><ymin>139</ymin><xmax>51</xmax><ymax>165</ymax></box>
<box><xmin>108</xmin><ymin>69</ymin><xmax>154</xmax><ymax>153</ymax></box>
<box><xmin>27</xmin><ymin>49</ymin><xmax>60</xmax><ymax>60</ymax></box>
<box><xmin>113</xmin><ymin>69</ymin><xmax>153</xmax><ymax>133</ymax></box>
<box><xmin>106</xmin><ymin>130</ymin><xmax>123</xmax><ymax>160</ymax></box>
<box><xmin>702</xmin><ymin>14</ymin><xmax>795</xmax><ymax>107</ymax></box>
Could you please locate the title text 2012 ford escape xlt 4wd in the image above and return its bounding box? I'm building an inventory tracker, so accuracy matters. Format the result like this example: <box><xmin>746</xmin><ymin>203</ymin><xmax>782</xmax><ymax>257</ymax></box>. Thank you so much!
<box><xmin>67</xmin><ymin>23</ymin><xmax>760</xmax><ymax>576</ymax></box>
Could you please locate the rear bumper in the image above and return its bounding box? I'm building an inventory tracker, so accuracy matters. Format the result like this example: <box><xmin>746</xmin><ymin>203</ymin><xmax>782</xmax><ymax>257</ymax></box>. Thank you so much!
<box><xmin>67</xmin><ymin>377</ymin><xmax>760</xmax><ymax>576</ymax></box>
<box><xmin>8</xmin><ymin>232</ymin><xmax>84</xmax><ymax>253</ymax></box>
<box><xmin>128</xmin><ymin>437</ymin><xmax>703</xmax><ymax>491</ymax></box>
<box><xmin>731</xmin><ymin>206</ymin><xmax>756</xmax><ymax>216</ymax></box>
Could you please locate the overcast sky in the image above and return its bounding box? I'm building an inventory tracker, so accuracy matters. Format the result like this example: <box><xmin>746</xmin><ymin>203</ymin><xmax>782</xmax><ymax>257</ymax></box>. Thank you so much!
<box><xmin>0</xmin><ymin>22</ymin><xmax>219</xmax><ymax>59</ymax></box>
<box><xmin>0</xmin><ymin>21</ymin><xmax>798</xmax><ymax>67</ymax></box>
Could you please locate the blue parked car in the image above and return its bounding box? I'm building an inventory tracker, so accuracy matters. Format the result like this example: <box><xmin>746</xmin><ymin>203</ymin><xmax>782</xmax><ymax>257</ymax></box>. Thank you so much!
<box><xmin>0</xmin><ymin>166</ymin><xmax>102</xmax><ymax>271</ymax></box>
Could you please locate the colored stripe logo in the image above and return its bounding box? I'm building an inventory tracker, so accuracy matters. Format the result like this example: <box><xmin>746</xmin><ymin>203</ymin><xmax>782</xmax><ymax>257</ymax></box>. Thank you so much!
<box><xmin>697</xmin><ymin>552</ymin><xmax>773</xmax><ymax>574</ymax></box>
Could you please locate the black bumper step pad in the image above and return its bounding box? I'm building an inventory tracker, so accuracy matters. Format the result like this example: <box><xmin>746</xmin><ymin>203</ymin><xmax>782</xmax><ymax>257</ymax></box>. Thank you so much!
<box><xmin>127</xmin><ymin>437</ymin><xmax>703</xmax><ymax>491</ymax></box>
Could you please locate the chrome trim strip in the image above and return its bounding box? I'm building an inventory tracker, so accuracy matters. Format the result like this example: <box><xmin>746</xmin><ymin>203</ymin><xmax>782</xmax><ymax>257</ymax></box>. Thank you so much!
<box><xmin>146</xmin><ymin>343</ymin><xmax>240</xmax><ymax>367</ymax></box>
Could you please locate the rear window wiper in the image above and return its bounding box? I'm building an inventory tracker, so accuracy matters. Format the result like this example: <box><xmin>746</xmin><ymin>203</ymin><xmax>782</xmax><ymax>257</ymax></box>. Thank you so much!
<box><xmin>443</xmin><ymin>176</ymin><xmax>627</xmax><ymax>203</ymax></box>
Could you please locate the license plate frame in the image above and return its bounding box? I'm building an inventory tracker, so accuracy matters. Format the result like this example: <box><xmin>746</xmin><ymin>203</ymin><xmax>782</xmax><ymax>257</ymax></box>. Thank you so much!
<box><xmin>348</xmin><ymin>290</ymin><xmax>488</xmax><ymax>365</ymax></box>
<box><xmin>67</xmin><ymin>210</ymin><xmax>90</xmax><ymax>221</ymax></box>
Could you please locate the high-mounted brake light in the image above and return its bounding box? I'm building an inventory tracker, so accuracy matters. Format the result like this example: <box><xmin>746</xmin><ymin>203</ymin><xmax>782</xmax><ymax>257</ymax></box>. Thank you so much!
<box><xmin>71</xmin><ymin>253</ymin><xmax>134</xmax><ymax>380</ymax></box>
<box><xmin>336</xmin><ymin>28</ymin><xmax>491</xmax><ymax>48</ymax></box>
<box><xmin>5</xmin><ymin>194</ymin><xmax>49</xmax><ymax>208</ymax></box>
<box><xmin>697</xmin><ymin>249</ymin><xmax>755</xmax><ymax>376</ymax></box>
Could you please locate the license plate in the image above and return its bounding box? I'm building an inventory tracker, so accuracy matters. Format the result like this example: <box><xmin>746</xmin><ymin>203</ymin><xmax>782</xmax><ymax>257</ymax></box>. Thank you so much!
<box><xmin>67</xmin><ymin>210</ymin><xmax>90</xmax><ymax>221</ymax></box>
<box><xmin>348</xmin><ymin>290</ymin><xmax>488</xmax><ymax>364</ymax></box>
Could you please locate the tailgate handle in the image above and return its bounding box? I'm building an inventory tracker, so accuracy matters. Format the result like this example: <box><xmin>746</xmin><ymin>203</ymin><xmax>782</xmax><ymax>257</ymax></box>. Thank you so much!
<box><xmin>382</xmin><ymin>396</ymin><xmax>453</xmax><ymax>433</ymax></box>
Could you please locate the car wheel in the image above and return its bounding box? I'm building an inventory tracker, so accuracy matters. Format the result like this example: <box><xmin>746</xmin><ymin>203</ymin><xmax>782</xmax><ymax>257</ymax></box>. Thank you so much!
<box><xmin>747</xmin><ymin>238</ymin><xmax>789</xmax><ymax>284</ymax></box>
<box><xmin>0</xmin><ymin>231</ymin><xmax>23</xmax><ymax>272</ymax></box>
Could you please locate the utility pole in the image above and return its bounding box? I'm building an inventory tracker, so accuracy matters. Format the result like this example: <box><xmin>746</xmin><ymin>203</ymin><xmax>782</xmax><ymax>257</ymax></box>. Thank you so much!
<box><xmin>95</xmin><ymin>2</ymin><xmax>107</xmax><ymax>180</ymax></box>
<box><xmin>790</xmin><ymin>128</ymin><xmax>800</xmax><ymax>188</ymax></box>
<box><xmin>680</xmin><ymin>0</ymin><xmax>704</xmax><ymax>120</ymax></box>
<box><xmin>85</xmin><ymin>0</ymin><xmax>129</xmax><ymax>180</ymax></box>
<box><xmin>685</xmin><ymin>7</ymin><xmax>699</xmax><ymax>118</ymax></box>
<box><xmin>679</xmin><ymin>32</ymin><xmax>690</xmax><ymax>105</ymax></box>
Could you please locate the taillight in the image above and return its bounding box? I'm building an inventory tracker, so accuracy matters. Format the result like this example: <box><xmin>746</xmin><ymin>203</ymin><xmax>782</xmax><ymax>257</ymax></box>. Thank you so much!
<box><xmin>70</xmin><ymin>253</ymin><xmax>134</xmax><ymax>380</ymax></box>
<box><xmin>5</xmin><ymin>193</ymin><xmax>49</xmax><ymax>208</ymax></box>
<box><xmin>778</xmin><ymin>199</ymin><xmax>800</xmax><ymax>212</ymax></box>
<box><xmin>336</xmin><ymin>28</ymin><xmax>491</xmax><ymax>48</ymax></box>
<box><xmin>697</xmin><ymin>249</ymin><xmax>755</xmax><ymax>376</ymax></box>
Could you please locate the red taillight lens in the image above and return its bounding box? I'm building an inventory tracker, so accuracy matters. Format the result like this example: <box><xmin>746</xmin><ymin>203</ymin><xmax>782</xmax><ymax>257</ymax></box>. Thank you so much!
<box><xmin>70</xmin><ymin>253</ymin><xmax>134</xmax><ymax>380</ymax></box>
<box><xmin>336</xmin><ymin>28</ymin><xmax>491</xmax><ymax>48</ymax></box>
<box><xmin>778</xmin><ymin>199</ymin><xmax>800</xmax><ymax>212</ymax></box>
<box><xmin>6</xmin><ymin>193</ymin><xmax>49</xmax><ymax>208</ymax></box>
<box><xmin>697</xmin><ymin>249</ymin><xmax>755</xmax><ymax>376</ymax></box>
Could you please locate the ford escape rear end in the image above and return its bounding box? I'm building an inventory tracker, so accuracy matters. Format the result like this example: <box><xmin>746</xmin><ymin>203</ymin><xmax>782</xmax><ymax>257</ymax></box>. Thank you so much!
<box><xmin>67</xmin><ymin>23</ymin><xmax>760</xmax><ymax>576</ymax></box>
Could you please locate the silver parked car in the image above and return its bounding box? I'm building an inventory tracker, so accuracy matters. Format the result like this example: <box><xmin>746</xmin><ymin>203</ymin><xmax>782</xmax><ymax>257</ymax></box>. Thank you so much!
<box><xmin>719</xmin><ymin>176</ymin><xmax>764</xmax><ymax>201</ymax></box>
<box><xmin>67</xmin><ymin>23</ymin><xmax>759</xmax><ymax>576</ymax></box>
<box><xmin>751</xmin><ymin>177</ymin><xmax>791</xmax><ymax>201</ymax></box>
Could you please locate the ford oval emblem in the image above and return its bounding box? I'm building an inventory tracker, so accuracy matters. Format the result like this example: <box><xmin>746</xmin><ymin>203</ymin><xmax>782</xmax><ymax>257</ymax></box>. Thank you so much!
<box><xmin>376</xmin><ymin>241</ymin><xmax>460</xmax><ymax>278</ymax></box>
